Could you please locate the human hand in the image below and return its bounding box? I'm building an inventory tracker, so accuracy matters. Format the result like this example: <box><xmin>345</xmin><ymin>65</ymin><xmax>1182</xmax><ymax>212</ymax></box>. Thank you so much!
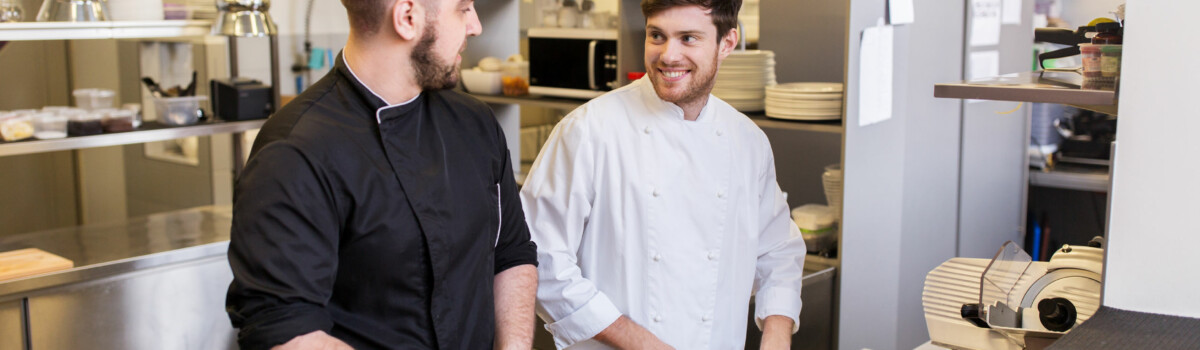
<box><xmin>271</xmin><ymin>331</ymin><xmax>354</xmax><ymax>350</ymax></box>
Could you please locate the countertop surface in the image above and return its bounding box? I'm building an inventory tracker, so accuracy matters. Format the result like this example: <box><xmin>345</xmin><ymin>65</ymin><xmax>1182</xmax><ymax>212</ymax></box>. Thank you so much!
<box><xmin>0</xmin><ymin>206</ymin><xmax>233</xmax><ymax>296</ymax></box>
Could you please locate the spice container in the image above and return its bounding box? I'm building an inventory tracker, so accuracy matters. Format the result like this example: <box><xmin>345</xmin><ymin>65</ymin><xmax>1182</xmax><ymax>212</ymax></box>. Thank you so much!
<box><xmin>102</xmin><ymin>109</ymin><xmax>137</xmax><ymax>132</ymax></box>
<box><xmin>154</xmin><ymin>96</ymin><xmax>207</xmax><ymax>126</ymax></box>
<box><xmin>33</xmin><ymin>112</ymin><xmax>68</xmax><ymax>139</ymax></box>
<box><xmin>0</xmin><ymin>113</ymin><xmax>35</xmax><ymax>141</ymax></box>
<box><xmin>67</xmin><ymin>112</ymin><xmax>104</xmax><ymax>136</ymax></box>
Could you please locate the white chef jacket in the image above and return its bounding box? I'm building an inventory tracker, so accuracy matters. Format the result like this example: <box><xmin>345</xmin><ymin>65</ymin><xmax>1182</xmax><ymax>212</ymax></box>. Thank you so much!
<box><xmin>520</xmin><ymin>77</ymin><xmax>807</xmax><ymax>349</ymax></box>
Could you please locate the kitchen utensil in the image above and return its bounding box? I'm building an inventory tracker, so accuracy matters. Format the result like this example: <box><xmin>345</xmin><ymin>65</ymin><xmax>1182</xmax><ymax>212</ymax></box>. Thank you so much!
<box><xmin>141</xmin><ymin>77</ymin><xmax>168</xmax><ymax>98</ymax></box>
<box><xmin>36</xmin><ymin>0</ymin><xmax>108</xmax><ymax>22</ymax></box>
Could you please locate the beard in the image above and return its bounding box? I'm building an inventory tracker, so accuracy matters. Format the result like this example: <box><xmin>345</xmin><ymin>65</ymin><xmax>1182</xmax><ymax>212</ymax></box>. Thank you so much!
<box><xmin>412</xmin><ymin>25</ymin><xmax>461</xmax><ymax>90</ymax></box>
<box><xmin>649</xmin><ymin>52</ymin><xmax>719</xmax><ymax>107</ymax></box>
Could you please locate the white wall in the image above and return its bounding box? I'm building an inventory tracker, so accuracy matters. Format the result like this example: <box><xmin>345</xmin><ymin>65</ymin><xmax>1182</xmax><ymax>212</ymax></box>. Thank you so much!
<box><xmin>1104</xmin><ymin>0</ymin><xmax>1200</xmax><ymax>318</ymax></box>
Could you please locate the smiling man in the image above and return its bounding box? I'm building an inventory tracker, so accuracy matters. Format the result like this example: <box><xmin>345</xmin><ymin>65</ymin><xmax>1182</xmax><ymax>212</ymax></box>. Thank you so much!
<box><xmin>224</xmin><ymin>0</ymin><xmax>538</xmax><ymax>349</ymax></box>
<box><xmin>520</xmin><ymin>0</ymin><xmax>806</xmax><ymax>349</ymax></box>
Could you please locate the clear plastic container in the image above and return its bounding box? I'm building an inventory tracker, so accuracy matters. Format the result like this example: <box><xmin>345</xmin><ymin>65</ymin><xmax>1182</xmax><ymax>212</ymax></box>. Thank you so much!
<box><xmin>33</xmin><ymin>112</ymin><xmax>68</xmax><ymax>139</ymax></box>
<box><xmin>1078</xmin><ymin>44</ymin><xmax>1102</xmax><ymax>79</ymax></box>
<box><xmin>73</xmin><ymin>88</ymin><xmax>116</xmax><ymax>111</ymax></box>
<box><xmin>154</xmin><ymin>96</ymin><xmax>207</xmax><ymax>126</ymax></box>
<box><xmin>102</xmin><ymin>109</ymin><xmax>137</xmax><ymax>132</ymax></box>
<box><xmin>0</xmin><ymin>113</ymin><xmax>35</xmax><ymax>141</ymax></box>
<box><xmin>501</xmin><ymin>61</ymin><xmax>530</xmax><ymax>96</ymax></box>
<box><xmin>67</xmin><ymin>112</ymin><xmax>104</xmax><ymax>136</ymax></box>
<box><xmin>1100</xmin><ymin>45</ymin><xmax>1122</xmax><ymax>78</ymax></box>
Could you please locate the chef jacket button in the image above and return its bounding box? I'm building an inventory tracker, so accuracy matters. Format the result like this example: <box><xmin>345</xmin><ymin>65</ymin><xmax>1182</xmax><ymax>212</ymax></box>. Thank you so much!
<box><xmin>652</xmin><ymin>188</ymin><xmax>660</xmax><ymax>197</ymax></box>
<box><xmin>653</xmin><ymin>315</ymin><xmax>663</xmax><ymax>322</ymax></box>
<box><xmin>702</xmin><ymin>315</ymin><xmax>712</xmax><ymax>322</ymax></box>
<box><xmin>653</xmin><ymin>254</ymin><xmax>662</xmax><ymax>262</ymax></box>
<box><xmin>717</xmin><ymin>191</ymin><xmax>725</xmax><ymax>199</ymax></box>
<box><xmin>716</xmin><ymin>130</ymin><xmax>724</xmax><ymax>136</ymax></box>
<box><xmin>644</xmin><ymin>127</ymin><xmax>652</xmax><ymax>134</ymax></box>
<box><xmin>707</xmin><ymin>251</ymin><xmax>718</xmax><ymax>260</ymax></box>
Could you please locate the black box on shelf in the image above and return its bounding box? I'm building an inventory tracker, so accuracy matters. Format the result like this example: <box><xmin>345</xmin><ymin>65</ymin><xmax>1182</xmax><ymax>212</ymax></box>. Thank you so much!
<box><xmin>211</xmin><ymin>78</ymin><xmax>272</xmax><ymax>121</ymax></box>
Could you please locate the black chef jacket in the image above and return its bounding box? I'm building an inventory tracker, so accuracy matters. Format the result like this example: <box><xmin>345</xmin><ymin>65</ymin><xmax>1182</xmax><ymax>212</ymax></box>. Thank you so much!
<box><xmin>226</xmin><ymin>53</ymin><xmax>538</xmax><ymax>350</ymax></box>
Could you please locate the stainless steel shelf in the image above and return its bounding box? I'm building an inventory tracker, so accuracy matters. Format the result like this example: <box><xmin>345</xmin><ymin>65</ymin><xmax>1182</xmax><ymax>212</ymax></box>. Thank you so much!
<box><xmin>469</xmin><ymin>93</ymin><xmax>844</xmax><ymax>134</ymax></box>
<box><xmin>0</xmin><ymin>20</ymin><xmax>213</xmax><ymax>41</ymax></box>
<box><xmin>0</xmin><ymin>119</ymin><xmax>265</xmax><ymax>157</ymax></box>
<box><xmin>934</xmin><ymin>71</ymin><xmax>1118</xmax><ymax>115</ymax></box>
<box><xmin>747</xmin><ymin>113</ymin><xmax>843</xmax><ymax>134</ymax></box>
<box><xmin>1029</xmin><ymin>165</ymin><xmax>1110</xmax><ymax>192</ymax></box>
<box><xmin>469</xmin><ymin>93</ymin><xmax>588</xmax><ymax>111</ymax></box>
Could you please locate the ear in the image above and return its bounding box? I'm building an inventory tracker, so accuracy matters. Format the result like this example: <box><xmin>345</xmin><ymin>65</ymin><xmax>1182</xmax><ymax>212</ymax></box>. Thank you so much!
<box><xmin>718</xmin><ymin>27</ymin><xmax>739</xmax><ymax>60</ymax></box>
<box><xmin>392</xmin><ymin>0</ymin><xmax>421</xmax><ymax>41</ymax></box>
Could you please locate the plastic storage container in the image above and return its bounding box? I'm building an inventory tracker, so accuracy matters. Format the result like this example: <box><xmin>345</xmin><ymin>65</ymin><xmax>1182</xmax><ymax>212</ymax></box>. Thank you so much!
<box><xmin>67</xmin><ymin>112</ymin><xmax>104</xmax><ymax>136</ymax></box>
<box><xmin>791</xmin><ymin>204</ymin><xmax>837</xmax><ymax>255</ymax></box>
<box><xmin>0</xmin><ymin>113</ymin><xmax>35</xmax><ymax>141</ymax></box>
<box><xmin>1100</xmin><ymin>45</ymin><xmax>1122</xmax><ymax>79</ymax></box>
<box><xmin>154</xmin><ymin>96</ymin><xmax>207</xmax><ymax>126</ymax></box>
<box><xmin>33</xmin><ymin>112</ymin><xmax>68</xmax><ymax>139</ymax></box>
<box><xmin>501</xmin><ymin>61</ymin><xmax>530</xmax><ymax>96</ymax></box>
<box><xmin>73</xmin><ymin>89</ymin><xmax>116</xmax><ymax>111</ymax></box>
<box><xmin>102</xmin><ymin>109</ymin><xmax>138</xmax><ymax>132</ymax></box>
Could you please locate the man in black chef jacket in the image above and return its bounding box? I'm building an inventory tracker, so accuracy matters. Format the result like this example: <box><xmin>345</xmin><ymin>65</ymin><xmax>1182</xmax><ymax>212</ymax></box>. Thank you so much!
<box><xmin>224</xmin><ymin>0</ymin><xmax>539</xmax><ymax>349</ymax></box>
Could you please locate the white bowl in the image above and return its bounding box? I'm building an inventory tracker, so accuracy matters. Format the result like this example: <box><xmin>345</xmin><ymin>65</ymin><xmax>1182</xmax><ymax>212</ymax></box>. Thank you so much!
<box><xmin>461</xmin><ymin>69</ymin><xmax>502</xmax><ymax>95</ymax></box>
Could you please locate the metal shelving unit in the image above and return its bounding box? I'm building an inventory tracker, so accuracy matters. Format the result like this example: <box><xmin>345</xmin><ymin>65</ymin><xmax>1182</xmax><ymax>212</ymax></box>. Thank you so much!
<box><xmin>934</xmin><ymin>71</ymin><xmax>1118</xmax><ymax>115</ymax></box>
<box><xmin>1029</xmin><ymin>165</ymin><xmax>1110</xmax><ymax>192</ymax></box>
<box><xmin>0</xmin><ymin>120</ymin><xmax>265</xmax><ymax>157</ymax></box>
<box><xmin>0</xmin><ymin>20</ymin><xmax>213</xmax><ymax>41</ymax></box>
<box><xmin>468</xmin><ymin>93</ymin><xmax>845</xmax><ymax>134</ymax></box>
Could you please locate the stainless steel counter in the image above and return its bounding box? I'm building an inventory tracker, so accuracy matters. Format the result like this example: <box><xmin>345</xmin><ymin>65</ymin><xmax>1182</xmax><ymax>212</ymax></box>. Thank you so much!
<box><xmin>0</xmin><ymin>206</ymin><xmax>237</xmax><ymax>350</ymax></box>
<box><xmin>0</xmin><ymin>206</ymin><xmax>233</xmax><ymax>297</ymax></box>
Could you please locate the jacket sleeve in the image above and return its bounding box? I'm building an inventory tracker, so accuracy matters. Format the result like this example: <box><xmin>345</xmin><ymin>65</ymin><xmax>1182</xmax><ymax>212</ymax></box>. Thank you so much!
<box><xmin>225</xmin><ymin>142</ymin><xmax>342</xmax><ymax>349</ymax></box>
<box><xmin>751</xmin><ymin>134</ymin><xmax>807</xmax><ymax>333</ymax></box>
<box><xmin>493</xmin><ymin>114</ymin><xmax>539</xmax><ymax>274</ymax></box>
<box><xmin>520</xmin><ymin>108</ymin><xmax>623</xmax><ymax>348</ymax></box>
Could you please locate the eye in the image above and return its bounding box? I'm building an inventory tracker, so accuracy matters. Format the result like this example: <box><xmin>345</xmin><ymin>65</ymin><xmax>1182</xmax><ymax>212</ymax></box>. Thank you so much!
<box><xmin>649</xmin><ymin>32</ymin><xmax>664</xmax><ymax>41</ymax></box>
<box><xmin>682</xmin><ymin>35</ymin><xmax>697</xmax><ymax>43</ymax></box>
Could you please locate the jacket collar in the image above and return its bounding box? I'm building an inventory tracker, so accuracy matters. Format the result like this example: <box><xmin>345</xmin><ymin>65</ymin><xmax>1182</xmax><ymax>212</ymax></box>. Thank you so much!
<box><xmin>335</xmin><ymin>50</ymin><xmax>422</xmax><ymax>124</ymax></box>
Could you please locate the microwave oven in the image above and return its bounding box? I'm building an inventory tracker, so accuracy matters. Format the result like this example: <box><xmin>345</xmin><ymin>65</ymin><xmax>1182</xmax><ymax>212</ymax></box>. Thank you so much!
<box><xmin>528</xmin><ymin>28</ymin><xmax>618</xmax><ymax>99</ymax></box>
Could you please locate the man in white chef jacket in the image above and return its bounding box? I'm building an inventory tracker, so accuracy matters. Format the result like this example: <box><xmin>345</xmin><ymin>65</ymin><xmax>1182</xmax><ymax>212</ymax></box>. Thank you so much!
<box><xmin>519</xmin><ymin>0</ymin><xmax>807</xmax><ymax>348</ymax></box>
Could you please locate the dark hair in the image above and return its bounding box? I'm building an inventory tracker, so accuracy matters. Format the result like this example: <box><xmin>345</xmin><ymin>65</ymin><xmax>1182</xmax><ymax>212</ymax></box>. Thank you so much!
<box><xmin>342</xmin><ymin>0</ymin><xmax>438</xmax><ymax>36</ymax></box>
<box><xmin>641</xmin><ymin>0</ymin><xmax>742</xmax><ymax>38</ymax></box>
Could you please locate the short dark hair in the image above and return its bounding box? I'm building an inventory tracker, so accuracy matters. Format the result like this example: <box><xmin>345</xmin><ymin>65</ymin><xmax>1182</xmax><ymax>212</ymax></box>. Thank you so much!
<box><xmin>342</xmin><ymin>0</ymin><xmax>438</xmax><ymax>36</ymax></box>
<box><xmin>641</xmin><ymin>0</ymin><xmax>742</xmax><ymax>38</ymax></box>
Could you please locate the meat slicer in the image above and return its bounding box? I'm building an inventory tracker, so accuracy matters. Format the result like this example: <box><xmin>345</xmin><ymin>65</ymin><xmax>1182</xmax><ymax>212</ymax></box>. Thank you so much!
<box><xmin>923</xmin><ymin>240</ymin><xmax>1103</xmax><ymax>350</ymax></box>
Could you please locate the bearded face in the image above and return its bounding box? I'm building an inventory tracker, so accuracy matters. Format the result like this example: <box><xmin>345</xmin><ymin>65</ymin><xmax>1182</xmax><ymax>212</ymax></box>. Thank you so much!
<box><xmin>411</xmin><ymin>24</ymin><xmax>462</xmax><ymax>91</ymax></box>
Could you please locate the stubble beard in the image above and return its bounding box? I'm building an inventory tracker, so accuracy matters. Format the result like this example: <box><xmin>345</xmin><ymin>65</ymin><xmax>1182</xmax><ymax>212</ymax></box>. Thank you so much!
<box><xmin>412</xmin><ymin>25</ymin><xmax>461</xmax><ymax>90</ymax></box>
<box><xmin>650</xmin><ymin>52</ymin><xmax>719</xmax><ymax>108</ymax></box>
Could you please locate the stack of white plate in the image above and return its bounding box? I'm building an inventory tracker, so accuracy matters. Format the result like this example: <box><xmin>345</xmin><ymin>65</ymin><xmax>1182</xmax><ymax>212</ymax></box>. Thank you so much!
<box><xmin>765</xmin><ymin>82</ymin><xmax>844</xmax><ymax>121</ymax></box>
<box><xmin>713</xmin><ymin>50</ymin><xmax>775</xmax><ymax>112</ymax></box>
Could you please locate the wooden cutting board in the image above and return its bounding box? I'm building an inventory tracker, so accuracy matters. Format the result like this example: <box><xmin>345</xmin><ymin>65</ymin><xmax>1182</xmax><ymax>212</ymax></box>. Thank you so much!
<box><xmin>0</xmin><ymin>248</ymin><xmax>74</xmax><ymax>282</ymax></box>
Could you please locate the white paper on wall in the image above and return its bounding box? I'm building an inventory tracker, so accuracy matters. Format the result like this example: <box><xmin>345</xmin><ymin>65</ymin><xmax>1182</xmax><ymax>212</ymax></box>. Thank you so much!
<box><xmin>889</xmin><ymin>0</ymin><xmax>915</xmax><ymax>25</ymax></box>
<box><xmin>970</xmin><ymin>0</ymin><xmax>1002</xmax><ymax>47</ymax></box>
<box><xmin>1002</xmin><ymin>0</ymin><xmax>1022</xmax><ymax>24</ymax></box>
<box><xmin>858</xmin><ymin>21</ymin><xmax>894</xmax><ymax>126</ymax></box>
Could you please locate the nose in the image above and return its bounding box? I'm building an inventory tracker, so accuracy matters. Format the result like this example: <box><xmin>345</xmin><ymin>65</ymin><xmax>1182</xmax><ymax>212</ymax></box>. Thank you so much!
<box><xmin>660</xmin><ymin>39</ymin><xmax>683</xmax><ymax>64</ymax></box>
<box><xmin>467</xmin><ymin>7</ymin><xmax>482</xmax><ymax>37</ymax></box>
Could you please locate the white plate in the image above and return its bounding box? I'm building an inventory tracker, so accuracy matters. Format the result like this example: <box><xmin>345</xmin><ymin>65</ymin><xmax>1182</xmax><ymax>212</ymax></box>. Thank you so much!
<box><xmin>769</xmin><ymin>82</ymin><xmax>844</xmax><ymax>93</ymax></box>
<box><xmin>766</xmin><ymin>98</ymin><xmax>842</xmax><ymax>109</ymax></box>
<box><xmin>766</xmin><ymin>106</ymin><xmax>842</xmax><ymax>118</ymax></box>
<box><xmin>766</xmin><ymin>90</ymin><xmax>843</xmax><ymax>100</ymax></box>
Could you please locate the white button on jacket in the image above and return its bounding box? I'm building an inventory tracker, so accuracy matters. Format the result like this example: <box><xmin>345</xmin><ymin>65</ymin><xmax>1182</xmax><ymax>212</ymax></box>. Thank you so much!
<box><xmin>520</xmin><ymin>77</ymin><xmax>807</xmax><ymax>349</ymax></box>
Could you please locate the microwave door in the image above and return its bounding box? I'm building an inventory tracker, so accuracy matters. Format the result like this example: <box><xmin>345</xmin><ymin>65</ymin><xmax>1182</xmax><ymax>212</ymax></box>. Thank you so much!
<box><xmin>530</xmin><ymin>38</ymin><xmax>592</xmax><ymax>90</ymax></box>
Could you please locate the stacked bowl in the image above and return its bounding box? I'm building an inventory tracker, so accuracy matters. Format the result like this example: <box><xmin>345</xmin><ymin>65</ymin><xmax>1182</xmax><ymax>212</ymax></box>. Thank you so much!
<box><xmin>764</xmin><ymin>82</ymin><xmax>844</xmax><ymax>121</ymax></box>
<box><xmin>713</xmin><ymin>50</ymin><xmax>776</xmax><ymax>112</ymax></box>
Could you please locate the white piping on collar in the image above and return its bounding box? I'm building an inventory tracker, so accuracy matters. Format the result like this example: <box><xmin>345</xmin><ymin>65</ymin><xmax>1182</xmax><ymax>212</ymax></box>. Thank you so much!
<box><xmin>341</xmin><ymin>51</ymin><xmax>420</xmax><ymax>124</ymax></box>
